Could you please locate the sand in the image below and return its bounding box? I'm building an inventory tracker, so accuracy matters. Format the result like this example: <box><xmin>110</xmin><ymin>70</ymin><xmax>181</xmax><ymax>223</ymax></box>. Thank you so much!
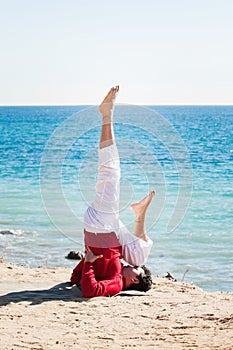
<box><xmin>0</xmin><ymin>263</ymin><xmax>232</xmax><ymax>350</ymax></box>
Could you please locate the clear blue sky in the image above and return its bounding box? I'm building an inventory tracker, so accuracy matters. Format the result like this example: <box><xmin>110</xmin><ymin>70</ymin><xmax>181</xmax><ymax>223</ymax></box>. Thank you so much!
<box><xmin>0</xmin><ymin>0</ymin><xmax>232</xmax><ymax>105</ymax></box>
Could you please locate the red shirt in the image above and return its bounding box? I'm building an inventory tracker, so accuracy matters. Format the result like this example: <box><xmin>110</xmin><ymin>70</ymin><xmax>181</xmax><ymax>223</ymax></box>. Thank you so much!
<box><xmin>70</xmin><ymin>245</ymin><xmax>124</xmax><ymax>298</ymax></box>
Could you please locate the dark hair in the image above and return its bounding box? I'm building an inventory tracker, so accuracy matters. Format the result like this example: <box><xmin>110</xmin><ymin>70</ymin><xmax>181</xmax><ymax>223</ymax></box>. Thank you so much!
<box><xmin>127</xmin><ymin>265</ymin><xmax>152</xmax><ymax>292</ymax></box>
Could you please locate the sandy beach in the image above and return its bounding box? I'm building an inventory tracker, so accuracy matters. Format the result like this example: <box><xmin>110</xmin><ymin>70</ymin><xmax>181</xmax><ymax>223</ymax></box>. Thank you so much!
<box><xmin>0</xmin><ymin>263</ymin><xmax>232</xmax><ymax>350</ymax></box>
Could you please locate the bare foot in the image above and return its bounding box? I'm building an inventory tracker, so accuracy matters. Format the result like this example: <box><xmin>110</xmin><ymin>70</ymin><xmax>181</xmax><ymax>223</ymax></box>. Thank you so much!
<box><xmin>130</xmin><ymin>190</ymin><xmax>155</xmax><ymax>218</ymax></box>
<box><xmin>98</xmin><ymin>85</ymin><xmax>119</xmax><ymax>120</ymax></box>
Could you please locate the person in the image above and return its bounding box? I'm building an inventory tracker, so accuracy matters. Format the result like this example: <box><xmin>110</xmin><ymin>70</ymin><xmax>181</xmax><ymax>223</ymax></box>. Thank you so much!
<box><xmin>70</xmin><ymin>86</ymin><xmax>155</xmax><ymax>298</ymax></box>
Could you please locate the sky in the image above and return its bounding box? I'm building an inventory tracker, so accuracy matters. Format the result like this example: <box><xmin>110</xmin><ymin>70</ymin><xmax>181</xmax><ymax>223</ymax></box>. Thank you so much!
<box><xmin>0</xmin><ymin>0</ymin><xmax>233</xmax><ymax>105</ymax></box>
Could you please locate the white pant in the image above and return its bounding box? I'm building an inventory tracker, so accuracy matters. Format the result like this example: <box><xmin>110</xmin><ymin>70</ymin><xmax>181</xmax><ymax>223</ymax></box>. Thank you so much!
<box><xmin>84</xmin><ymin>144</ymin><xmax>153</xmax><ymax>266</ymax></box>
<box><xmin>84</xmin><ymin>144</ymin><xmax>121</xmax><ymax>234</ymax></box>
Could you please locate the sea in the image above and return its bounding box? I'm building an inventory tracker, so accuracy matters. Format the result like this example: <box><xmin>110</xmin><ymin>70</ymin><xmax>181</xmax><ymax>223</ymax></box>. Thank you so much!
<box><xmin>0</xmin><ymin>104</ymin><xmax>232</xmax><ymax>292</ymax></box>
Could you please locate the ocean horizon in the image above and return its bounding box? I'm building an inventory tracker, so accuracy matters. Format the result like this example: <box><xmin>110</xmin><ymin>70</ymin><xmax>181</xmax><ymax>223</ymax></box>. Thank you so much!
<box><xmin>0</xmin><ymin>104</ymin><xmax>232</xmax><ymax>292</ymax></box>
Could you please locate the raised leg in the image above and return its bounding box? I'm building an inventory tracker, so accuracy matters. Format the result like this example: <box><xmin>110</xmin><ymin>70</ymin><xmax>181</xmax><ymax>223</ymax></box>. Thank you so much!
<box><xmin>131</xmin><ymin>190</ymin><xmax>155</xmax><ymax>241</ymax></box>
<box><xmin>84</xmin><ymin>86</ymin><xmax>121</xmax><ymax>234</ymax></box>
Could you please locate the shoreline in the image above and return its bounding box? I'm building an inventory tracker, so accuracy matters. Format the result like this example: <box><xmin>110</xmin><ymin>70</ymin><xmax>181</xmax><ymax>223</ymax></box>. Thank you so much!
<box><xmin>0</xmin><ymin>263</ymin><xmax>232</xmax><ymax>349</ymax></box>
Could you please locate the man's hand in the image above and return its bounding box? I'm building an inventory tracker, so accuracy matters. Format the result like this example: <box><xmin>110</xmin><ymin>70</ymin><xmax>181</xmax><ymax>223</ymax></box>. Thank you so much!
<box><xmin>84</xmin><ymin>246</ymin><xmax>103</xmax><ymax>264</ymax></box>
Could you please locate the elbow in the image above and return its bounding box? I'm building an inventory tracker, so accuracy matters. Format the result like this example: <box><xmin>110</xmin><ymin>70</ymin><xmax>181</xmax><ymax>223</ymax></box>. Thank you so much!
<box><xmin>82</xmin><ymin>289</ymin><xmax>96</xmax><ymax>298</ymax></box>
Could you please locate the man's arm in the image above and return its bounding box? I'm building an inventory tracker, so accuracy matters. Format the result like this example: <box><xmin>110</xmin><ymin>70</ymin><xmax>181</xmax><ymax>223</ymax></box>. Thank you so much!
<box><xmin>81</xmin><ymin>261</ymin><xmax>123</xmax><ymax>298</ymax></box>
<box><xmin>81</xmin><ymin>246</ymin><xmax>123</xmax><ymax>298</ymax></box>
<box><xmin>70</xmin><ymin>258</ymin><xmax>85</xmax><ymax>285</ymax></box>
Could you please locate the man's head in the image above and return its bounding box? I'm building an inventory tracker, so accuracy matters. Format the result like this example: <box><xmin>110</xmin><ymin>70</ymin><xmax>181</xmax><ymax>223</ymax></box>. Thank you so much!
<box><xmin>122</xmin><ymin>265</ymin><xmax>152</xmax><ymax>292</ymax></box>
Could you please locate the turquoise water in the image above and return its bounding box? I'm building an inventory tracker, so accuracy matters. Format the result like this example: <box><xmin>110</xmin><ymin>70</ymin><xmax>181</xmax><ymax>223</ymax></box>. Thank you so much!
<box><xmin>0</xmin><ymin>105</ymin><xmax>232</xmax><ymax>292</ymax></box>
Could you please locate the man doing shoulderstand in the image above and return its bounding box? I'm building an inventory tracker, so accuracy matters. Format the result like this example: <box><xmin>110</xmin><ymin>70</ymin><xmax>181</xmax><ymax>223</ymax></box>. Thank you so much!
<box><xmin>71</xmin><ymin>86</ymin><xmax>155</xmax><ymax>297</ymax></box>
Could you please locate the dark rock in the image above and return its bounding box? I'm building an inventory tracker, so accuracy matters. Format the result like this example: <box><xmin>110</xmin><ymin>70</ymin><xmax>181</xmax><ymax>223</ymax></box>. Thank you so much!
<box><xmin>66</xmin><ymin>251</ymin><xmax>84</xmax><ymax>260</ymax></box>
<box><xmin>164</xmin><ymin>272</ymin><xmax>177</xmax><ymax>282</ymax></box>
<box><xmin>0</xmin><ymin>230</ymin><xmax>14</xmax><ymax>235</ymax></box>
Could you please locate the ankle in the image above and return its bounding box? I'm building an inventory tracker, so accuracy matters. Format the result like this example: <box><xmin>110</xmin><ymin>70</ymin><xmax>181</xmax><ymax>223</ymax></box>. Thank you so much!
<box><xmin>102</xmin><ymin>115</ymin><xmax>113</xmax><ymax>124</ymax></box>
<box><xmin>135</xmin><ymin>214</ymin><xmax>145</xmax><ymax>222</ymax></box>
